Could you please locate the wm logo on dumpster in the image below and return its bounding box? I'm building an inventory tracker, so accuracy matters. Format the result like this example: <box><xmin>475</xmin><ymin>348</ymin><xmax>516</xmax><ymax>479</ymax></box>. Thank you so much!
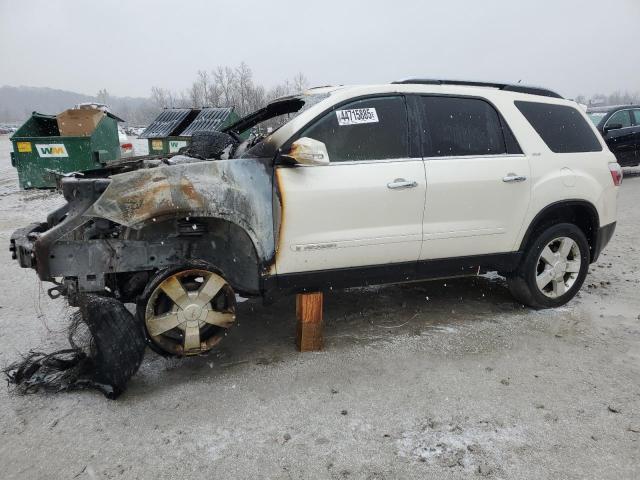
<box><xmin>35</xmin><ymin>144</ymin><xmax>69</xmax><ymax>158</ymax></box>
<box><xmin>169</xmin><ymin>140</ymin><xmax>188</xmax><ymax>153</ymax></box>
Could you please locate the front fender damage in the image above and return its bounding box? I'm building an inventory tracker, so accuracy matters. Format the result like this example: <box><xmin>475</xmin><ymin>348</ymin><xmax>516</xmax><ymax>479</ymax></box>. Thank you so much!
<box><xmin>84</xmin><ymin>157</ymin><xmax>275</xmax><ymax>264</ymax></box>
<box><xmin>12</xmin><ymin>157</ymin><xmax>277</xmax><ymax>297</ymax></box>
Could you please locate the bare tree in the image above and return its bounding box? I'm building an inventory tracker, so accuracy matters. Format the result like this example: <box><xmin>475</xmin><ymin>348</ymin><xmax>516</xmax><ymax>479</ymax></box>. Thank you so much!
<box><xmin>176</xmin><ymin>91</ymin><xmax>192</xmax><ymax>108</ymax></box>
<box><xmin>188</xmin><ymin>70</ymin><xmax>213</xmax><ymax>107</ymax></box>
<box><xmin>188</xmin><ymin>84</ymin><xmax>201</xmax><ymax>107</ymax></box>
<box><xmin>197</xmin><ymin>70</ymin><xmax>211</xmax><ymax>105</ymax></box>
<box><xmin>235</xmin><ymin>62</ymin><xmax>255</xmax><ymax>115</ymax></box>
<box><xmin>246</xmin><ymin>84</ymin><xmax>266</xmax><ymax>114</ymax></box>
<box><xmin>96</xmin><ymin>88</ymin><xmax>110</xmax><ymax>106</ymax></box>
<box><xmin>150</xmin><ymin>87</ymin><xmax>174</xmax><ymax>108</ymax></box>
<box><xmin>292</xmin><ymin>73</ymin><xmax>309</xmax><ymax>92</ymax></box>
<box><xmin>213</xmin><ymin>66</ymin><xmax>237</xmax><ymax>108</ymax></box>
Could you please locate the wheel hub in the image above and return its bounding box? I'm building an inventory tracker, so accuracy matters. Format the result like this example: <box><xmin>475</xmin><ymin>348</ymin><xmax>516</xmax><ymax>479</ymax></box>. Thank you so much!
<box><xmin>180</xmin><ymin>303</ymin><xmax>205</xmax><ymax>322</ymax></box>
<box><xmin>551</xmin><ymin>259</ymin><xmax>567</xmax><ymax>278</ymax></box>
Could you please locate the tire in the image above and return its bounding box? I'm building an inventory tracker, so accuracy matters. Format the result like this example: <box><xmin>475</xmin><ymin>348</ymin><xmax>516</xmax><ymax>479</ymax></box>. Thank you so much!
<box><xmin>79</xmin><ymin>295</ymin><xmax>147</xmax><ymax>399</ymax></box>
<box><xmin>137</xmin><ymin>261</ymin><xmax>237</xmax><ymax>357</ymax></box>
<box><xmin>507</xmin><ymin>223</ymin><xmax>590</xmax><ymax>309</ymax></box>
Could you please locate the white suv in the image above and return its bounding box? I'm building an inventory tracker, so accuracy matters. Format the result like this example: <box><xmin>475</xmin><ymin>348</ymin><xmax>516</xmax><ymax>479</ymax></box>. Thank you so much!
<box><xmin>11</xmin><ymin>79</ymin><xmax>620</xmax><ymax>357</ymax></box>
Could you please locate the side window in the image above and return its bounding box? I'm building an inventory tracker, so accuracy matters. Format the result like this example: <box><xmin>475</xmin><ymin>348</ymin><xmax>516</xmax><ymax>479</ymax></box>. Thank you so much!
<box><xmin>606</xmin><ymin>110</ymin><xmax>632</xmax><ymax>128</ymax></box>
<box><xmin>418</xmin><ymin>96</ymin><xmax>508</xmax><ymax>157</ymax></box>
<box><xmin>515</xmin><ymin>101</ymin><xmax>602</xmax><ymax>153</ymax></box>
<box><xmin>631</xmin><ymin>109</ymin><xmax>640</xmax><ymax>126</ymax></box>
<box><xmin>298</xmin><ymin>96</ymin><xmax>408</xmax><ymax>162</ymax></box>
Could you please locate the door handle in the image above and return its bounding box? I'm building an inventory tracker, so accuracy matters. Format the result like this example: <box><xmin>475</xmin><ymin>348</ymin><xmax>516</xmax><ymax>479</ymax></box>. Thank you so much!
<box><xmin>387</xmin><ymin>178</ymin><xmax>418</xmax><ymax>190</ymax></box>
<box><xmin>502</xmin><ymin>173</ymin><xmax>527</xmax><ymax>183</ymax></box>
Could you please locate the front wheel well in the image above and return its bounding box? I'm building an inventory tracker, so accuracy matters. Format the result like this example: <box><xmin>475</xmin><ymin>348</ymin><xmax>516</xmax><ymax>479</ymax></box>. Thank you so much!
<box><xmin>116</xmin><ymin>216</ymin><xmax>263</xmax><ymax>300</ymax></box>
<box><xmin>520</xmin><ymin>201</ymin><xmax>599</xmax><ymax>262</ymax></box>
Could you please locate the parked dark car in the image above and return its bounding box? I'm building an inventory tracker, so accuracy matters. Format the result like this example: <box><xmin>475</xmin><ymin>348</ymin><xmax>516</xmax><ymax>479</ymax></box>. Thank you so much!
<box><xmin>587</xmin><ymin>105</ymin><xmax>640</xmax><ymax>167</ymax></box>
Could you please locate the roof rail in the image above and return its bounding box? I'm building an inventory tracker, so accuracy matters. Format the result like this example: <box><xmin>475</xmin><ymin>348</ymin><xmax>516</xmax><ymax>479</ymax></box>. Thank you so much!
<box><xmin>391</xmin><ymin>78</ymin><xmax>563</xmax><ymax>99</ymax></box>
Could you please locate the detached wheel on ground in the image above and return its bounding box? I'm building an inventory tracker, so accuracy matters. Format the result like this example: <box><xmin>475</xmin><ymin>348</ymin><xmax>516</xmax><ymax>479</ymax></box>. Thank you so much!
<box><xmin>508</xmin><ymin>223</ymin><xmax>590</xmax><ymax>309</ymax></box>
<box><xmin>138</xmin><ymin>265</ymin><xmax>237</xmax><ymax>356</ymax></box>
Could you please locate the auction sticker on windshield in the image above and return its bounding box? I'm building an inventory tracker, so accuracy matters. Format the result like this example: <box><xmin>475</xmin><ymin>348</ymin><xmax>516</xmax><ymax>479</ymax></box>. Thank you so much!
<box><xmin>336</xmin><ymin>108</ymin><xmax>379</xmax><ymax>126</ymax></box>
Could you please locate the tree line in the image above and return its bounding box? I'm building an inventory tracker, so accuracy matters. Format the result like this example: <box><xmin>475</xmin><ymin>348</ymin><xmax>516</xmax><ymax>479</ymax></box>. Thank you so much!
<box><xmin>574</xmin><ymin>91</ymin><xmax>640</xmax><ymax>107</ymax></box>
<box><xmin>149</xmin><ymin>62</ymin><xmax>309</xmax><ymax>116</ymax></box>
<box><xmin>87</xmin><ymin>63</ymin><xmax>309</xmax><ymax>125</ymax></box>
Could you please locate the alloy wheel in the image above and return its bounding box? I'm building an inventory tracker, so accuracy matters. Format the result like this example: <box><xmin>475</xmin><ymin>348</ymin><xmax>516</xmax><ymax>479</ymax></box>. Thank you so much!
<box><xmin>535</xmin><ymin>236</ymin><xmax>582</xmax><ymax>298</ymax></box>
<box><xmin>144</xmin><ymin>269</ymin><xmax>236</xmax><ymax>356</ymax></box>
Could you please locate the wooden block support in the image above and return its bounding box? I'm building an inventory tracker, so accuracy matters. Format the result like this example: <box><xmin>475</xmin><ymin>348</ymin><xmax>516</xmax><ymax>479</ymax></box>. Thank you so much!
<box><xmin>296</xmin><ymin>292</ymin><xmax>324</xmax><ymax>352</ymax></box>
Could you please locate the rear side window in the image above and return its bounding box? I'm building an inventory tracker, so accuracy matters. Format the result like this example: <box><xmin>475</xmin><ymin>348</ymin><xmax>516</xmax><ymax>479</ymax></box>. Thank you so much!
<box><xmin>417</xmin><ymin>96</ymin><xmax>509</xmax><ymax>157</ymax></box>
<box><xmin>515</xmin><ymin>101</ymin><xmax>602</xmax><ymax>153</ymax></box>
<box><xmin>633</xmin><ymin>110</ymin><xmax>640</xmax><ymax>126</ymax></box>
<box><xmin>299</xmin><ymin>96</ymin><xmax>408</xmax><ymax>162</ymax></box>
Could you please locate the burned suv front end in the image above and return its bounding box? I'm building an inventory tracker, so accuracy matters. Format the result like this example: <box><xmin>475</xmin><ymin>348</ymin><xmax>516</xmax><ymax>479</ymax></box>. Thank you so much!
<box><xmin>10</xmin><ymin>149</ymin><xmax>277</xmax><ymax>304</ymax></box>
<box><xmin>9</xmin><ymin>91</ymin><xmax>331</xmax><ymax>306</ymax></box>
<box><xmin>8</xmin><ymin>90</ymin><xmax>338</xmax><ymax>366</ymax></box>
<box><xmin>10</xmin><ymin>177</ymin><xmax>114</xmax><ymax>300</ymax></box>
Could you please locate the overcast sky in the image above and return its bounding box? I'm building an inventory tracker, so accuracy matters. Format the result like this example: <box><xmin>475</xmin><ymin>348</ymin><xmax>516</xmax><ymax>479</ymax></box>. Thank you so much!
<box><xmin>1</xmin><ymin>0</ymin><xmax>638</xmax><ymax>99</ymax></box>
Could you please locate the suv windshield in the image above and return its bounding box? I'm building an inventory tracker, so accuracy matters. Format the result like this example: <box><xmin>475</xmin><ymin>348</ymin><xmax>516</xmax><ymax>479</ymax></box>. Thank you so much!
<box><xmin>224</xmin><ymin>92</ymin><xmax>330</xmax><ymax>158</ymax></box>
<box><xmin>258</xmin><ymin>92</ymin><xmax>330</xmax><ymax>134</ymax></box>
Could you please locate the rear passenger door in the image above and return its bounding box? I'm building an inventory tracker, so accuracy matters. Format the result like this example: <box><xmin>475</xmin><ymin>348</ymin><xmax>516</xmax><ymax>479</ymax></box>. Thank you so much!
<box><xmin>414</xmin><ymin>95</ymin><xmax>530</xmax><ymax>260</ymax></box>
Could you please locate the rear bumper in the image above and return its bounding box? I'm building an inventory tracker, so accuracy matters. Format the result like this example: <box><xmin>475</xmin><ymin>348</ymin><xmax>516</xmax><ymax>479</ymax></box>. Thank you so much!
<box><xmin>592</xmin><ymin>221</ymin><xmax>616</xmax><ymax>262</ymax></box>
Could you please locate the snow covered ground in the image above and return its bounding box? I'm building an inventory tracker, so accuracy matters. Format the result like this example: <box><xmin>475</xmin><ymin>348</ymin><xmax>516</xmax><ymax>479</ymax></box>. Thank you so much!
<box><xmin>0</xmin><ymin>134</ymin><xmax>638</xmax><ymax>479</ymax></box>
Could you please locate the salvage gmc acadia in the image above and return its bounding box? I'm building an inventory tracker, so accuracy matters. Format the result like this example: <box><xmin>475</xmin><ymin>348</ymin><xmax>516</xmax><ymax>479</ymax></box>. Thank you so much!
<box><xmin>10</xmin><ymin>79</ymin><xmax>621</xmax><ymax>356</ymax></box>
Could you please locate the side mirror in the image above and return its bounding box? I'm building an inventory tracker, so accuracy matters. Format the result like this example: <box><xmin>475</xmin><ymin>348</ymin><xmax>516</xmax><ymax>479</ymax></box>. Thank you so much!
<box><xmin>604</xmin><ymin>123</ymin><xmax>623</xmax><ymax>133</ymax></box>
<box><xmin>282</xmin><ymin>137</ymin><xmax>330</xmax><ymax>166</ymax></box>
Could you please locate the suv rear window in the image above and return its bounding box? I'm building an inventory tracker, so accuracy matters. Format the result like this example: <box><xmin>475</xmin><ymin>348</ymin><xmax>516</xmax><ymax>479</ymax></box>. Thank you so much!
<box><xmin>515</xmin><ymin>101</ymin><xmax>602</xmax><ymax>153</ymax></box>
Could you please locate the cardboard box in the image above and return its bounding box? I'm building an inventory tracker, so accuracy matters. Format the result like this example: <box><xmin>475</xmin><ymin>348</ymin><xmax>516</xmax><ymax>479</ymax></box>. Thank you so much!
<box><xmin>56</xmin><ymin>109</ymin><xmax>105</xmax><ymax>136</ymax></box>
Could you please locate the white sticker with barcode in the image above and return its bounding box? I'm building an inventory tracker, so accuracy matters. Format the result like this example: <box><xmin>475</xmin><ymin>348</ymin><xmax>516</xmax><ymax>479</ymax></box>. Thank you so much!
<box><xmin>335</xmin><ymin>108</ymin><xmax>379</xmax><ymax>126</ymax></box>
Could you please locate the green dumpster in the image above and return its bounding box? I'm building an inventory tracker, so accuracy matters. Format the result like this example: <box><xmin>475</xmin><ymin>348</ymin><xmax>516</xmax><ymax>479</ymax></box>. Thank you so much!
<box><xmin>10</xmin><ymin>108</ymin><xmax>122</xmax><ymax>189</ymax></box>
<box><xmin>141</xmin><ymin>107</ymin><xmax>242</xmax><ymax>155</ymax></box>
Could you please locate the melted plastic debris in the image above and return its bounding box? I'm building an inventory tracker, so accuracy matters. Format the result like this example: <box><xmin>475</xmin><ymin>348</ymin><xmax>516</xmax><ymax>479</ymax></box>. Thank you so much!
<box><xmin>3</xmin><ymin>295</ymin><xmax>146</xmax><ymax>400</ymax></box>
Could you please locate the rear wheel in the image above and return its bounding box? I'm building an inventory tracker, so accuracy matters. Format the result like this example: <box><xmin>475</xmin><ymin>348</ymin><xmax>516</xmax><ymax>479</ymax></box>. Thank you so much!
<box><xmin>138</xmin><ymin>265</ymin><xmax>236</xmax><ymax>356</ymax></box>
<box><xmin>507</xmin><ymin>223</ymin><xmax>590</xmax><ymax>309</ymax></box>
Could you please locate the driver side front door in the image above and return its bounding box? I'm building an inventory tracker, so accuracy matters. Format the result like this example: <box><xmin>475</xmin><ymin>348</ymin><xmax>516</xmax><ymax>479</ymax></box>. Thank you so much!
<box><xmin>274</xmin><ymin>95</ymin><xmax>426</xmax><ymax>279</ymax></box>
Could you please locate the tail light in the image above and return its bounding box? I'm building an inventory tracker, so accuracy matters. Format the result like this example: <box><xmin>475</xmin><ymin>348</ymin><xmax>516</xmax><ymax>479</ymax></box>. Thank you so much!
<box><xmin>121</xmin><ymin>143</ymin><xmax>133</xmax><ymax>151</ymax></box>
<box><xmin>609</xmin><ymin>163</ymin><xmax>623</xmax><ymax>186</ymax></box>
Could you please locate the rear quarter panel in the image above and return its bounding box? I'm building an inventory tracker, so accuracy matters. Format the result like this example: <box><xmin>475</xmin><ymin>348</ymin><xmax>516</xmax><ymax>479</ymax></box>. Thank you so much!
<box><xmin>494</xmin><ymin>95</ymin><xmax>618</xmax><ymax>250</ymax></box>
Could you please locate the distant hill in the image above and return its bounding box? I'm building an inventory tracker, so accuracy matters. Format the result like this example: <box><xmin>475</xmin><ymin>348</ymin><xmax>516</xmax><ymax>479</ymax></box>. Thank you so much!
<box><xmin>0</xmin><ymin>85</ymin><xmax>158</xmax><ymax>125</ymax></box>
